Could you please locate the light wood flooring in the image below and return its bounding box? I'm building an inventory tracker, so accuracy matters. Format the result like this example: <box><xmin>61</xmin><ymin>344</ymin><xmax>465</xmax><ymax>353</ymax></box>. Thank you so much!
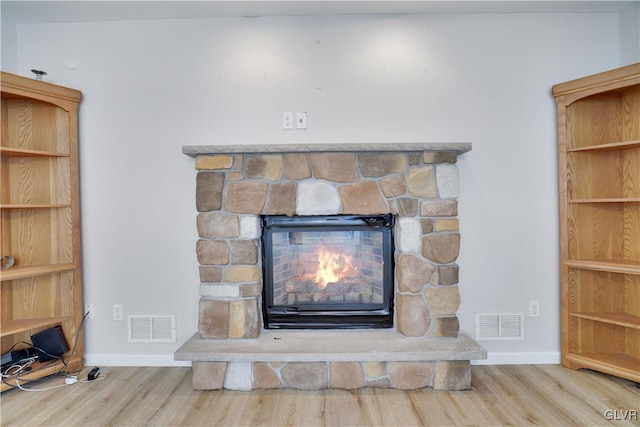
<box><xmin>1</xmin><ymin>365</ymin><xmax>638</xmax><ymax>426</ymax></box>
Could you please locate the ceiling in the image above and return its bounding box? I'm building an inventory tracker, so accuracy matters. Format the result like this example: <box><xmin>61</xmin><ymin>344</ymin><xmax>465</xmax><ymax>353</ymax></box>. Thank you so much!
<box><xmin>1</xmin><ymin>1</ymin><xmax>635</xmax><ymax>23</ymax></box>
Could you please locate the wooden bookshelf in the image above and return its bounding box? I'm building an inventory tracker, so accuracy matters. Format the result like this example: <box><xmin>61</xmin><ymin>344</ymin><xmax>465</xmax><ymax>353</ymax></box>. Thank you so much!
<box><xmin>1</xmin><ymin>72</ymin><xmax>84</xmax><ymax>390</ymax></box>
<box><xmin>553</xmin><ymin>63</ymin><xmax>640</xmax><ymax>383</ymax></box>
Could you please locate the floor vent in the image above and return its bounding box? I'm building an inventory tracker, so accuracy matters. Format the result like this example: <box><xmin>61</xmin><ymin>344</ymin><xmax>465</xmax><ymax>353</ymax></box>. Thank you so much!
<box><xmin>127</xmin><ymin>315</ymin><xmax>176</xmax><ymax>343</ymax></box>
<box><xmin>475</xmin><ymin>312</ymin><xmax>524</xmax><ymax>341</ymax></box>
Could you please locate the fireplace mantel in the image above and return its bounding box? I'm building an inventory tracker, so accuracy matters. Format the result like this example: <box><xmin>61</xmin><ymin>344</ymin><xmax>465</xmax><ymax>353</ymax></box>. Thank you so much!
<box><xmin>183</xmin><ymin>142</ymin><xmax>472</xmax><ymax>156</ymax></box>
<box><xmin>176</xmin><ymin>142</ymin><xmax>485</xmax><ymax>391</ymax></box>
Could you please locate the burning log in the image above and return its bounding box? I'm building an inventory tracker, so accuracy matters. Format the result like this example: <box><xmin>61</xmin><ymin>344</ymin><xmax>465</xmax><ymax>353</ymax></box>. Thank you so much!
<box><xmin>284</xmin><ymin>275</ymin><xmax>373</xmax><ymax>303</ymax></box>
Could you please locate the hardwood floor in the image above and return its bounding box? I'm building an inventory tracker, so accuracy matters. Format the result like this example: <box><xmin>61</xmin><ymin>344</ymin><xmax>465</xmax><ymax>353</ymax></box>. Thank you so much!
<box><xmin>1</xmin><ymin>365</ymin><xmax>638</xmax><ymax>426</ymax></box>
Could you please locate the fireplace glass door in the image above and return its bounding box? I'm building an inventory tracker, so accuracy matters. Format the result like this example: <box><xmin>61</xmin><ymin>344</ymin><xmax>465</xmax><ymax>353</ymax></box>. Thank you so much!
<box><xmin>262</xmin><ymin>215</ymin><xmax>394</xmax><ymax>329</ymax></box>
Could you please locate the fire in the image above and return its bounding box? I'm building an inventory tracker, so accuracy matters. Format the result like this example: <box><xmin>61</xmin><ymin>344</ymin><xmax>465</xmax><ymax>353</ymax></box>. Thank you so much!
<box><xmin>314</xmin><ymin>246</ymin><xmax>355</xmax><ymax>289</ymax></box>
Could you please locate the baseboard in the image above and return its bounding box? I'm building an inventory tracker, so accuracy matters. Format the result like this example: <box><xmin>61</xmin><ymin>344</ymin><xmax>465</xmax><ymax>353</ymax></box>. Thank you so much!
<box><xmin>84</xmin><ymin>353</ymin><xmax>191</xmax><ymax>367</ymax></box>
<box><xmin>85</xmin><ymin>352</ymin><xmax>559</xmax><ymax>367</ymax></box>
<box><xmin>472</xmin><ymin>351</ymin><xmax>561</xmax><ymax>365</ymax></box>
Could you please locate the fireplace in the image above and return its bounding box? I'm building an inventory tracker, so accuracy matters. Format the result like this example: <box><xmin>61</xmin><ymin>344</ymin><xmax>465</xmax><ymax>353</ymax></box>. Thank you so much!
<box><xmin>262</xmin><ymin>214</ymin><xmax>394</xmax><ymax>329</ymax></box>
<box><xmin>175</xmin><ymin>143</ymin><xmax>486</xmax><ymax>391</ymax></box>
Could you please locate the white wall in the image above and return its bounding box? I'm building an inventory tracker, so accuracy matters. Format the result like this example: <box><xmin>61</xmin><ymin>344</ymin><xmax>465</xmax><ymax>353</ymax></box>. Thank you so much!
<box><xmin>1</xmin><ymin>13</ymin><xmax>17</xmax><ymax>72</ymax></box>
<box><xmin>620</xmin><ymin>1</ymin><xmax>640</xmax><ymax>64</ymax></box>
<box><xmin>9</xmin><ymin>12</ymin><xmax>622</xmax><ymax>365</ymax></box>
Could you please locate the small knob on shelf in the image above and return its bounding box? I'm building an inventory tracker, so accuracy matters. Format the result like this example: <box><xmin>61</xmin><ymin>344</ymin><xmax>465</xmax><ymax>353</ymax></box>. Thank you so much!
<box><xmin>31</xmin><ymin>69</ymin><xmax>47</xmax><ymax>81</ymax></box>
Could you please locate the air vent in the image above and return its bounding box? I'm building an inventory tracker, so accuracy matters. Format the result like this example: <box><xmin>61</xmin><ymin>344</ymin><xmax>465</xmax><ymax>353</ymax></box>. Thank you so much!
<box><xmin>127</xmin><ymin>315</ymin><xmax>176</xmax><ymax>343</ymax></box>
<box><xmin>475</xmin><ymin>312</ymin><xmax>524</xmax><ymax>341</ymax></box>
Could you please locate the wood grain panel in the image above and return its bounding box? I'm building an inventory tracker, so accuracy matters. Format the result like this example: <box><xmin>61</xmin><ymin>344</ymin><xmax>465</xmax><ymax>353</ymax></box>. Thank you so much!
<box><xmin>624</xmin><ymin>201</ymin><xmax>639</xmax><ymax>261</ymax></box>
<box><xmin>622</xmin><ymin>147</ymin><xmax>640</xmax><ymax>198</ymax></box>
<box><xmin>6</xmin><ymin>99</ymin><xmax>34</xmax><ymax>150</ymax></box>
<box><xmin>625</xmin><ymin>274</ymin><xmax>640</xmax><ymax>317</ymax></box>
<box><xmin>626</xmin><ymin>328</ymin><xmax>639</xmax><ymax>359</ymax></box>
<box><xmin>1</xmin><ymin>157</ymin><xmax>70</xmax><ymax>205</ymax></box>
<box><xmin>568</xmin><ymin>91</ymin><xmax>624</xmax><ymax>148</ymax></box>
<box><xmin>570</xmin><ymin>203</ymin><xmax>630</xmax><ymax>260</ymax></box>
<box><xmin>622</xmin><ymin>85</ymin><xmax>640</xmax><ymax>141</ymax></box>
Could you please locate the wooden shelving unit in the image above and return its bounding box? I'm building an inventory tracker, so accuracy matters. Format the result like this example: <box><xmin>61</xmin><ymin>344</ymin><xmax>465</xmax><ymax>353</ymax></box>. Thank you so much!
<box><xmin>553</xmin><ymin>63</ymin><xmax>640</xmax><ymax>383</ymax></box>
<box><xmin>1</xmin><ymin>72</ymin><xmax>83</xmax><ymax>391</ymax></box>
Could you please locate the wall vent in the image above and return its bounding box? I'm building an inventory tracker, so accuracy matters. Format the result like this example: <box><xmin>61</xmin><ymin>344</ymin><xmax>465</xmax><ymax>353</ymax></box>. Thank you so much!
<box><xmin>127</xmin><ymin>315</ymin><xmax>176</xmax><ymax>343</ymax></box>
<box><xmin>475</xmin><ymin>312</ymin><xmax>524</xmax><ymax>341</ymax></box>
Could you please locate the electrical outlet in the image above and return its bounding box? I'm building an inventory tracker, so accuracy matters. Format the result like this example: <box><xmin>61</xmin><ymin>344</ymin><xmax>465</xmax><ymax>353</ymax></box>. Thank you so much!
<box><xmin>296</xmin><ymin>112</ymin><xmax>307</xmax><ymax>129</ymax></box>
<box><xmin>85</xmin><ymin>304</ymin><xmax>95</xmax><ymax>320</ymax></box>
<box><xmin>282</xmin><ymin>112</ymin><xmax>293</xmax><ymax>129</ymax></box>
<box><xmin>529</xmin><ymin>300</ymin><xmax>540</xmax><ymax>317</ymax></box>
<box><xmin>113</xmin><ymin>304</ymin><xmax>123</xmax><ymax>321</ymax></box>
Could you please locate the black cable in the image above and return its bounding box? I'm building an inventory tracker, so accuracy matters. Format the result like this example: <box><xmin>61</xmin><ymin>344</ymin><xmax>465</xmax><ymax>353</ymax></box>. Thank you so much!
<box><xmin>6</xmin><ymin>312</ymin><xmax>89</xmax><ymax>390</ymax></box>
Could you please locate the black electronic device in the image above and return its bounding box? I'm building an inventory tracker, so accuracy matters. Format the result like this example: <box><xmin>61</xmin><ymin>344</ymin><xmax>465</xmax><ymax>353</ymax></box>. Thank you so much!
<box><xmin>31</xmin><ymin>326</ymin><xmax>69</xmax><ymax>362</ymax></box>
<box><xmin>87</xmin><ymin>367</ymin><xmax>100</xmax><ymax>381</ymax></box>
<box><xmin>1</xmin><ymin>348</ymin><xmax>36</xmax><ymax>368</ymax></box>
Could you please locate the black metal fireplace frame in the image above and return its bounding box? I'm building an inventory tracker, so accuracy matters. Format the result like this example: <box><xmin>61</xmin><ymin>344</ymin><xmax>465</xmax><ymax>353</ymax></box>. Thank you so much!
<box><xmin>261</xmin><ymin>214</ymin><xmax>395</xmax><ymax>329</ymax></box>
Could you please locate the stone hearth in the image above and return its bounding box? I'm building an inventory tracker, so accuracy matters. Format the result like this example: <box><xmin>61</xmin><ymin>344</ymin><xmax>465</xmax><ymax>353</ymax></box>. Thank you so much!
<box><xmin>175</xmin><ymin>143</ymin><xmax>486</xmax><ymax>391</ymax></box>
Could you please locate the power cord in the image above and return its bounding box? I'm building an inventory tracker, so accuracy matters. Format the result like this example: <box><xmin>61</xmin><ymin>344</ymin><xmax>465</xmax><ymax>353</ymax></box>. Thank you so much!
<box><xmin>3</xmin><ymin>312</ymin><xmax>96</xmax><ymax>391</ymax></box>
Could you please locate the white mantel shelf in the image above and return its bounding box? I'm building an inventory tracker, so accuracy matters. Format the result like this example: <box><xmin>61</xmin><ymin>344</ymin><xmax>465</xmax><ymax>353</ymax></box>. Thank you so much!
<box><xmin>182</xmin><ymin>142</ymin><xmax>472</xmax><ymax>157</ymax></box>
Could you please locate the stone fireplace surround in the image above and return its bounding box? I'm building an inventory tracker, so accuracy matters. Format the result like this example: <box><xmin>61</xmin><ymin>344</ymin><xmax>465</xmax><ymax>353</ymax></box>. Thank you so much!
<box><xmin>175</xmin><ymin>143</ymin><xmax>486</xmax><ymax>391</ymax></box>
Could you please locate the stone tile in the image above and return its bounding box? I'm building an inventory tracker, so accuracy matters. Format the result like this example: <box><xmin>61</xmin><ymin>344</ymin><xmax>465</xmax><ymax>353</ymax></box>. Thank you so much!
<box><xmin>200</xmin><ymin>283</ymin><xmax>239</xmax><ymax>298</ymax></box>
<box><xmin>407</xmin><ymin>166</ymin><xmax>437</xmax><ymax>198</ymax></box>
<box><xmin>246</xmin><ymin>155</ymin><xmax>284</xmax><ymax>181</ymax></box>
<box><xmin>227</xmin><ymin>171</ymin><xmax>244</xmax><ymax>181</ymax></box>
<box><xmin>435</xmin><ymin>218</ymin><xmax>459</xmax><ymax>231</ymax></box>
<box><xmin>396</xmin><ymin>218</ymin><xmax>421</xmax><ymax>254</ymax></box>
<box><xmin>224</xmin><ymin>266</ymin><xmax>261</xmax><ymax>283</ymax></box>
<box><xmin>367</xmin><ymin>377</ymin><xmax>392</xmax><ymax>388</ymax></box>
<box><xmin>396</xmin><ymin>198</ymin><xmax>418</xmax><ymax>217</ymax></box>
<box><xmin>364</xmin><ymin>361</ymin><xmax>387</xmax><ymax>378</ymax></box>
<box><xmin>197</xmin><ymin>213</ymin><xmax>239</xmax><ymax>238</ymax></box>
<box><xmin>254</xmin><ymin>362</ymin><xmax>282</xmax><ymax>389</ymax></box>
<box><xmin>192</xmin><ymin>361</ymin><xmax>227</xmax><ymax>390</ymax></box>
<box><xmin>424</xmin><ymin>286</ymin><xmax>460</xmax><ymax>316</ymax></box>
<box><xmin>196</xmin><ymin>240</ymin><xmax>230</xmax><ymax>265</ymax></box>
<box><xmin>436</xmin><ymin>164</ymin><xmax>458</xmax><ymax>199</ymax></box>
<box><xmin>408</xmin><ymin>152</ymin><xmax>422</xmax><ymax>166</ymax></box>
<box><xmin>233</xmin><ymin>155</ymin><xmax>243</xmax><ymax>169</ymax></box>
<box><xmin>310</xmin><ymin>153</ymin><xmax>358</xmax><ymax>183</ymax></box>
<box><xmin>379</xmin><ymin>175</ymin><xmax>406</xmax><ymax>198</ymax></box>
<box><xmin>339</xmin><ymin>181</ymin><xmax>389</xmax><ymax>214</ymax></box>
<box><xmin>297</xmin><ymin>181</ymin><xmax>341</xmax><ymax>215</ymax></box>
<box><xmin>429</xmin><ymin>316</ymin><xmax>460</xmax><ymax>338</ymax></box>
<box><xmin>199</xmin><ymin>299</ymin><xmax>229</xmax><ymax>339</ymax></box>
<box><xmin>396</xmin><ymin>294</ymin><xmax>430</xmax><ymax>337</ymax></box>
<box><xmin>230</xmin><ymin>240</ymin><xmax>258</xmax><ymax>265</ymax></box>
<box><xmin>224</xmin><ymin>181</ymin><xmax>268</xmax><ymax>214</ymax></box>
<box><xmin>239</xmin><ymin>215</ymin><xmax>260</xmax><ymax>239</ymax></box>
<box><xmin>423</xmin><ymin>152</ymin><xmax>457</xmax><ymax>164</ymax></box>
<box><xmin>397</xmin><ymin>254</ymin><xmax>436</xmax><ymax>293</ymax></box>
<box><xmin>388</xmin><ymin>362</ymin><xmax>432</xmax><ymax>390</ymax></box>
<box><xmin>330</xmin><ymin>362</ymin><xmax>366</xmax><ymax>390</ymax></box>
<box><xmin>420</xmin><ymin>200</ymin><xmax>458</xmax><ymax>217</ymax></box>
<box><xmin>195</xmin><ymin>155</ymin><xmax>234</xmax><ymax>170</ymax></box>
<box><xmin>199</xmin><ymin>266</ymin><xmax>222</xmax><ymax>282</ymax></box>
<box><xmin>420</xmin><ymin>218</ymin><xmax>434</xmax><ymax>234</ymax></box>
<box><xmin>438</xmin><ymin>264</ymin><xmax>459</xmax><ymax>285</ymax></box>
<box><xmin>230</xmin><ymin>298</ymin><xmax>260</xmax><ymax>339</ymax></box>
<box><xmin>224</xmin><ymin>361</ymin><xmax>253</xmax><ymax>391</ymax></box>
<box><xmin>196</xmin><ymin>172</ymin><xmax>224</xmax><ymax>212</ymax></box>
<box><xmin>422</xmin><ymin>233</ymin><xmax>460</xmax><ymax>263</ymax></box>
<box><xmin>281</xmin><ymin>363</ymin><xmax>328</xmax><ymax>390</ymax></box>
<box><xmin>285</xmin><ymin>153</ymin><xmax>312</xmax><ymax>180</ymax></box>
<box><xmin>265</xmin><ymin>182</ymin><xmax>296</xmax><ymax>216</ymax></box>
<box><xmin>241</xmin><ymin>282</ymin><xmax>261</xmax><ymax>297</ymax></box>
<box><xmin>432</xmin><ymin>361</ymin><xmax>471</xmax><ymax>391</ymax></box>
<box><xmin>358</xmin><ymin>153</ymin><xmax>408</xmax><ymax>177</ymax></box>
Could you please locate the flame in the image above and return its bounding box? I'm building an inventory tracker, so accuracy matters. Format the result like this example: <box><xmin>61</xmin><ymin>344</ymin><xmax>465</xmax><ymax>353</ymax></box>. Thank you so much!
<box><xmin>314</xmin><ymin>246</ymin><xmax>355</xmax><ymax>289</ymax></box>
